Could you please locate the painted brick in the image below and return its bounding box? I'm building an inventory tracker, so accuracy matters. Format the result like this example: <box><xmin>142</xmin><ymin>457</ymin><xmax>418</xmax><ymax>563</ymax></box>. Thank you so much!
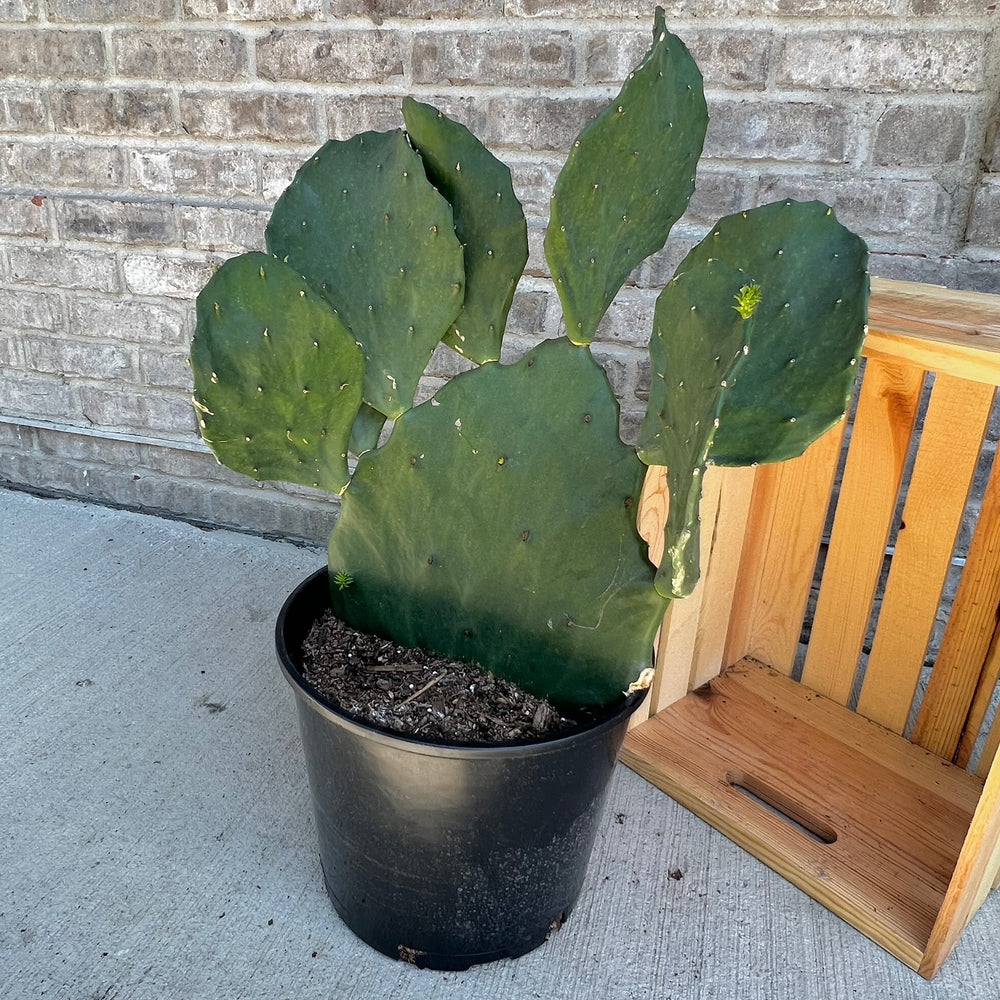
<box><xmin>987</xmin><ymin>128</ymin><xmax>1000</xmax><ymax>172</ymax></box>
<box><xmin>262</xmin><ymin>154</ymin><xmax>308</xmax><ymax>202</ymax></box>
<box><xmin>0</xmin><ymin>29</ymin><xmax>106</xmax><ymax>78</ymax></box>
<box><xmin>411</xmin><ymin>29</ymin><xmax>575</xmax><ymax>87</ymax></box>
<box><xmin>1</xmin><ymin>89</ymin><xmax>47</xmax><ymax>132</ymax></box>
<box><xmin>55</xmin><ymin>199</ymin><xmax>176</xmax><ymax>247</ymax></box>
<box><xmin>0</xmin><ymin>331</ymin><xmax>23</xmax><ymax>368</ymax></box>
<box><xmin>179</xmin><ymin>91</ymin><xmax>319</xmax><ymax>144</ymax></box>
<box><xmin>47</xmin><ymin>0</ymin><xmax>175</xmax><ymax>20</ymax></box>
<box><xmin>183</xmin><ymin>0</ymin><xmax>323</xmax><ymax>18</ymax></box>
<box><xmin>76</xmin><ymin>384</ymin><xmax>197</xmax><ymax>435</ymax></box>
<box><xmin>692</xmin><ymin>0</ymin><xmax>895</xmax><ymax>12</ymax></box>
<box><xmin>909</xmin><ymin>0</ymin><xmax>998</xmax><ymax>14</ymax></box>
<box><xmin>52</xmin><ymin>88</ymin><xmax>176</xmax><ymax>137</ymax></box>
<box><xmin>256</xmin><ymin>28</ymin><xmax>404</xmax><ymax>84</ymax></box>
<box><xmin>756</xmin><ymin>174</ymin><xmax>952</xmax><ymax>239</ymax></box>
<box><xmin>50</xmin><ymin>88</ymin><xmax>115</xmax><ymax>135</ymax></box>
<box><xmin>425</xmin><ymin>342</ymin><xmax>476</xmax><ymax>379</ymax></box>
<box><xmin>505</xmin><ymin>288</ymin><xmax>549</xmax><ymax>339</ymax></box>
<box><xmin>2</xmin><ymin>141</ymin><xmax>126</xmax><ymax>189</ymax></box>
<box><xmin>589</xmin><ymin>344</ymin><xmax>636</xmax><ymax>398</ymax></box>
<box><xmin>326</xmin><ymin>94</ymin><xmax>408</xmax><ymax>140</ymax></box>
<box><xmin>869</xmin><ymin>251</ymin><xmax>1000</xmax><ymax>296</ymax></box>
<box><xmin>330</xmin><ymin>0</ymin><xmax>503</xmax><ymax>17</ymax></box>
<box><xmin>21</xmin><ymin>335</ymin><xmax>137</xmax><ymax>382</ymax></box>
<box><xmin>873</xmin><ymin>103</ymin><xmax>969</xmax><ymax>166</ymax></box>
<box><xmin>505</xmin><ymin>1</ymin><xmax>676</xmax><ymax>15</ymax></box>
<box><xmin>585</xmin><ymin>29</ymin><xmax>770</xmax><ymax>91</ymax></box>
<box><xmin>68</xmin><ymin>296</ymin><xmax>192</xmax><ymax>348</ymax></box>
<box><xmin>0</xmin><ymin>0</ymin><xmax>40</xmax><ymax>19</ymax></box>
<box><xmin>777</xmin><ymin>31</ymin><xmax>989</xmax><ymax>93</ymax></box>
<box><xmin>636</xmin><ymin>234</ymin><xmax>699</xmax><ymax>288</ymax></box>
<box><xmin>139</xmin><ymin>346</ymin><xmax>194</xmax><ymax>391</ymax></box>
<box><xmin>592</xmin><ymin>291</ymin><xmax>656</xmax><ymax>347</ymax></box>
<box><xmin>482</xmin><ymin>95</ymin><xmax>607</xmax><ymax>152</ymax></box>
<box><xmin>176</xmin><ymin>206</ymin><xmax>268</xmax><ymax>253</ymax></box>
<box><xmin>128</xmin><ymin>147</ymin><xmax>259</xmax><ymax>198</ymax></box>
<box><xmin>8</xmin><ymin>243</ymin><xmax>121</xmax><ymax>293</ymax></box>
<box><xmin>0</xmin><ymin>194</ymin><xmax>50</xmax><ymax>238</ymax></box>
<box><xmin>967</xmin><ymin>176</ymin><xmax>1000</xmax><ymax>248</ymax></box>
<box><xmin>508</xmin><ymin>157</ymin><xmax>559</xmax><ymax>220</ymax></box>
<box><xmin>123</xmin><ymin>253</ymin><xmax>218</xmax><ymax>298</ymax></box>
<box><xmin>0</xmin><ymin>286</ymin><xmax>62</xmax><ymax>330</ymax></box>
<box><xmin>113</xmin><ymin>29</ymin><xmax>250</xmax><ymax>82</ymax></box>
<box><xmin>704</xmin><ymin>101</ymin><xmax>852</xmax><ymax>164</ymax></box>
<box><xmin>3</xmin><ymin>372</ymin><xmax>78</xmax><ymax>422</ymax></box>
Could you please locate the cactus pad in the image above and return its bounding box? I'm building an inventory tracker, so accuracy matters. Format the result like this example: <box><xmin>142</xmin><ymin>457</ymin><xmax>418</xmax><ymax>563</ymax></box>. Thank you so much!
<box><xmin>403</xmin><ymin>98</ymin><xmax>528</xmax><ymax>364</ymax></box>
<box><xmin>637</xmin><ymin>261</ymin><xmax>750</xmax><ymax>598</ymax></box>
<box><xmin>327</xmin><ymin>338</ymin><xmax>668</xmax><ymax>708</ymax></box>
<box><xmin>265</xmin><ymin>129</ymin><xmax>466</xmax><ymax>420</ymax></box>
<box><xmin>692</xmin><ymin>200</ymin><xmax>869</xmax><ymax>464</ymax></box>
<box><xmin>190</xmin><ymin>252</ymin><xmax>364</xmax><ymax>493</ymax></box>
<box><xmin>544</xmin><ymin>7</ymin><xmax>707</xmax><ymax>344</ymax></box>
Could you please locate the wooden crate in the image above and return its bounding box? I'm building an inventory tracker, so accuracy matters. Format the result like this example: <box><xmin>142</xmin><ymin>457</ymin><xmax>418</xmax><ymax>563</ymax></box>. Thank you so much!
<box><xmin>623</xmin><ymin>277</ymin><xmax>1000</xmax><ymax>979</ymax></box>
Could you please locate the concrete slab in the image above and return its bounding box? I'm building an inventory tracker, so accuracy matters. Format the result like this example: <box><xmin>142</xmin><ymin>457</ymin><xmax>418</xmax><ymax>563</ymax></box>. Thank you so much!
<box><xmin>2</xmin><ymin>487</ymin><xmax>998</xmax><ymax>999</ymax></box>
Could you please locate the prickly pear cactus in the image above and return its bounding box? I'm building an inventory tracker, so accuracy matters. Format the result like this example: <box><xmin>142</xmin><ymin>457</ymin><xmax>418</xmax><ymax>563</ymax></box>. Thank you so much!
<box><xmin>328</xmin><ymin>338</ymin><xmax>668</xmax><ymax>708</ymax></box>
<box><xmin>266</xmin><ymin>129</ymin><xmax>465</xmax><ymax>421</ymax></box>
<box><xmin>544</xmin><ymin>6</ymin><xmax>707</xmax><ymax>345</ymax></box>
<box><xmin>637</xmin><ymin>199</ymin><xmax>869</xmax><ymax>598</ymax></box>
<box><xmin>189</xmin><ymin>7</ymin><xmax>871</xmax><ymax>710</ymax></box>
<box><xmin>191</xmin><ymin>252</ymin><xmax>364</xmax><ymax>493</ymax></box>
<box><xmin>402</xmin><ymin>98</ymin><xmax>528</xmax><ymax>364</ymax></box>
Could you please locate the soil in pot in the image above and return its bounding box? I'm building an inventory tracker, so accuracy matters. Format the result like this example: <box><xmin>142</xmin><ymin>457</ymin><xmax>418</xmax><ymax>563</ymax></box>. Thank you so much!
<box><xmin>300</xmin><ymin>609</ymin><xmax>585</xmax><ymax>744</ymax></box>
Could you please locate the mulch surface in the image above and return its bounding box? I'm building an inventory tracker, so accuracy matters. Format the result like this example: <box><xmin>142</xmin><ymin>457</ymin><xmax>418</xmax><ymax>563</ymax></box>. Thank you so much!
<box><xmin>300</xmin><ymin>609</ymin><xmax>582</xmax><ymax>744</ymax></box>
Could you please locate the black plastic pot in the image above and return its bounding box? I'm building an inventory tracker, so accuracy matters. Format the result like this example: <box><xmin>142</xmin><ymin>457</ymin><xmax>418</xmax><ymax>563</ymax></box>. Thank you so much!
<box><xmin>275</xmin><ymin>568</ymin><xmax>645</xmax><ymax>970</ymax></box>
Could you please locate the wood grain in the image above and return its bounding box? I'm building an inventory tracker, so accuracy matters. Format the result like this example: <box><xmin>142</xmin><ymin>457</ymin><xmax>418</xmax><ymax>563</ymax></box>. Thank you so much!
<box><xmin>855</xmin><ymin>375</ymin><xmax>995</xmax><ymax>733</ymax></box>
<box><xmin>800</xmin><ymin>356</ymin><xmax>924</xmax><ymax>703</ymax></box>
<box><xmin>912</xmin><ymin>453</ymin><xmax>1000</xmax><ymax>759</ymax></box>
<box><xmin>623</xmin><ymin>661</ymin><xmax>984</xmax><ymax>975</ymax></box>
<box><xmin>724</xmin><ymin>425</ymin><xmax>844</xmax><ymax>674</ymax></box>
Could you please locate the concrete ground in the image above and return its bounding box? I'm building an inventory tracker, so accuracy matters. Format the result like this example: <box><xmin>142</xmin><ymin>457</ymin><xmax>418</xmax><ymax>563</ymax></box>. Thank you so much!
<box><xmin>3</xmin><ymin>486</ymin><xmax>999</xmax><ymax>1000</ymax></box>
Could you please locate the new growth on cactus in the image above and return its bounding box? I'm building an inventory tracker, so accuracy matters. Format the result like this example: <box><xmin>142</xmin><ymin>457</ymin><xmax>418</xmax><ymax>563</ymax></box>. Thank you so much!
<box><xmin>191</xmin><ymin>7</ymin><xmax>869</xmax><ymax>711</ymax></box>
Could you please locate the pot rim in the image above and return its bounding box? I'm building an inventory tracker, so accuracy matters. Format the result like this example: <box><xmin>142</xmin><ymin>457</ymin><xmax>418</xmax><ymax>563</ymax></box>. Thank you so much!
<box><xmin>275</xmin><ymin>566</ymin><xmax>647</xmax><ymax>760</ymax></box>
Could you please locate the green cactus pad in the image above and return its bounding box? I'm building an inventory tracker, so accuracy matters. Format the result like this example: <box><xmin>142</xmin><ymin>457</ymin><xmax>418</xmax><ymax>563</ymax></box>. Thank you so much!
<box><xmin>265</xmin><ymin>129</ymin><xmax>466</xmax><ymax>419</ymax></box>
<box><xmin>403</xmin><ymin>97</ymin><xmax>529</xmax><ymax>364</ymax></box>
<box><xmin>190</xmin><ymin>252</ymin><xmax>364</xmax><ymax>493</ymax></box>
<box><xmin>327</xmin><ymin>338</ymin><xmax>668</xmax><ymax>708</ymax></box>
<box><xmin>544</xmin><ymin>7</ymin><xmax>707</xmax><ymax>345</ymax></box>
<box><xmin>692</xmin><ymin>199</ymin><xmax>869</xmax><ymax>465</ymax></box>
<box><xmin>636</xmin><ymin>261</ymin><xmax>750</xmax><ymax>599</ymax></box>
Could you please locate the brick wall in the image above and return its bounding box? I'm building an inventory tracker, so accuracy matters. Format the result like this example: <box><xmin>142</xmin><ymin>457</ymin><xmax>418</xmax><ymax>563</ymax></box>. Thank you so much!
<box><xmin>1</xmin><ymin>1</ymin><xmax>998</xmax><ymax>541</ymax></box>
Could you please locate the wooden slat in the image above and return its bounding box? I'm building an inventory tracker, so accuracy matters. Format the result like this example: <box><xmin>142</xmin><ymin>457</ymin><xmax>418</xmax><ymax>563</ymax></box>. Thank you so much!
<box><xmin>724</xmin><ymin>423</ymin><xmax>844</xmax><ymax>674</ymax></box>
<box><xmin>958</xmin><ymin>622</ymin><xmax>1000</xmax><ymax>772</ymax></box>
<box><xmin>687</xmin><ymin>466</ymin><xmax>756</xmax><ymax>688</ymax></box>
<box><xmin>975</xmin><ymin>699</ymin><xmax>1000</xmax><ymax>781</ymax></box>
<box><xmin>638</xmin><ymin>465</ymin><xmax>756</xmax><ymax>715</ymax></box>
<box><xmin>920</xmin><ymin>742</ymin><xmax>1000</xmax><ymax>978</ymax></box>
<box><xmin>622</xmin><ymin>660</ymin><xmax>984</xmax><ymax>975</ymax></box>
<box><xmin>912</xmin><ymin>452</ymin><xmax>1000</xmax><ymax>759</ymax></box>
<box><xmin>856</xmin><ymin>376</ymin><xmax>995</xmax><ymax>733</ymax></box>
<box><xmin>867</xmin><ymin>277</ymin><xmax>1000</xmax><ymax>387</ymax></box>
<box><xmin>800</xmin><ymin>356</ymin><xmax>925</xmax><ymax>703</ymax></box>
<box><xmin>645</xmin><ymin>469</ymin><xmax>723</xmax><ymax>713</ymax></box>
<box><xmin>638</xmin><ymin>464</ymin><xmax>670</xmax><ymax>570</ymax></box>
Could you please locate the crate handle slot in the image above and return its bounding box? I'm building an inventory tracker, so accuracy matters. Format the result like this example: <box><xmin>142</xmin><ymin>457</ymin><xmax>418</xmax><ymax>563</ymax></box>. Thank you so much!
<box><xmin>726</xmin><ymin>769</ymin><xmax>838</xmax><ymax>845</ymax></box>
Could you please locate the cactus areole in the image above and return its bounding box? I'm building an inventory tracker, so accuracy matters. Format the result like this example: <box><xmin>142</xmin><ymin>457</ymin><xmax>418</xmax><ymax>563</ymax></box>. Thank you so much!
<box><xmin>191</xmin><ymin>7</ymin><xmax>869</xmax><ymax>712</ymax></box>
